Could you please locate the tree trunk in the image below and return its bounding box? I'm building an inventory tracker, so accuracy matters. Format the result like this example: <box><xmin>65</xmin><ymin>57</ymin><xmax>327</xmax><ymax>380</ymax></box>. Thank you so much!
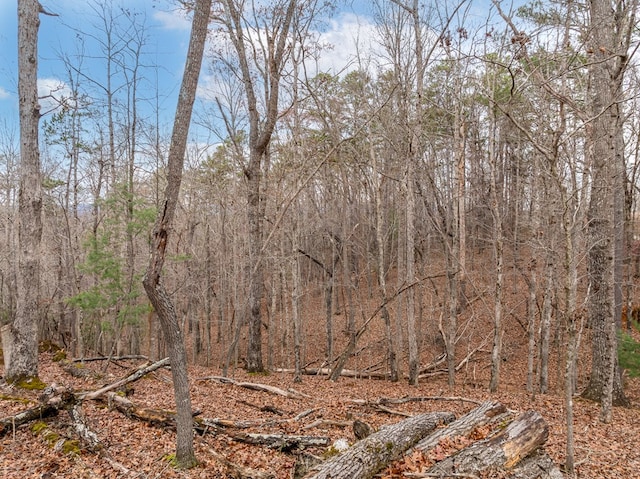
<box><xmin>7</xmin><ymin>0</ymin><xmax>44</xmax><ymax>383</ymax></box>
<box><xmin>141</xmin><ymin>0</ymin><xmax>211</xmax><ymax>468</ymax></box>
<box><xmin>303</xmin><ymin>412</ymin><xmax>455</xmax><ymax>479</ymax></box>
<box><xmin>373</xmin><ymin>145</ymin><xmax>397</xmax><ymax>381</ymax></box>
<box><xmin>582</xmin><ymin>0</ymin><xmax>629</xmax><ymax>413</ymax></box>
<box><xmin>220</xmin><ymin>0</ymin><xmax>298</xmax><ymax>373</ymax></box>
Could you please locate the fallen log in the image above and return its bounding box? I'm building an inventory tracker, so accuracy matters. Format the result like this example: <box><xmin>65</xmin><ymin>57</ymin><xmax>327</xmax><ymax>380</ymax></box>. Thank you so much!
<box><xmin>100</xmin><ymin>392</ymin><xmax>329</xmax><ymax>451</ymax></box>
<box><xmin>0</xmin><ymin>385</ymin><xmax>74</xmax><ymax>437</ymax></box>
<box><xmin>506</xmin><ymin>449</ymin><xmax>565</xmax><ymax>479</ymax></box>
<box><xmin>425</xmin><ymin>410</ymin><xmax>552</xmax><ymax>476</ymax></box>
<box><xmin>68</xmin><ymin>403</ymin><xmax>102</xmax><ymax>451</ymax></box>
<box><xmin>413</xmin><ymin>400</ymin><xmax>507</xmax><ymax>453</ymax></box>
<box><xmin>232</xmin><ymin>432</ymin><xmax>330</xmax><ymax>451</ymax></box>
<box><xmin>72</xmin><ymin>355</ymin><xmax>149</xmax><ymax>363</ymax></box>
<box><xmin>274</xmin><ymin>367</ymin><xmax>390</xmax><ymax>380</ymax></box>
<box><xmin>303</xmin><ymin>411</ymin><xmax>455</xmax><ymax>479</ymax></box>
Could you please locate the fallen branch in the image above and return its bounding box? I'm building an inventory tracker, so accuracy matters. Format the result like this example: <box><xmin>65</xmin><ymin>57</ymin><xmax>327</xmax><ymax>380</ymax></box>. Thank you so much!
<box><xmin>303</xmin><ymin>411</ymin><xmax>455</xmax><ymax>479</ymax></box>
<box><xmin>197</xmin><ymin>376</ymin><xmax>305</xmax><ymax>399</ymax></box>
<box><xmin>303</xmin><ymin>419</ymin><xmax>352</xmax><ymax>430</ymax></box>
<box><xmin>274</xmin><ymin>367</ymin><xmax>390</xmax><ymax>380</ymax></box>
<box><xmin>80</xmin><ymin>357</ymin><xmax>170</xmax><ymax>400</ymax></box>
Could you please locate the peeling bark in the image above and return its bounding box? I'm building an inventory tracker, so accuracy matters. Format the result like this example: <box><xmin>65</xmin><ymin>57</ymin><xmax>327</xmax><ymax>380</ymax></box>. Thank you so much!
<box><xmin>304</xmin><ymin>412</ymin><xmax>455</xmax><ymax>479</ymax></box>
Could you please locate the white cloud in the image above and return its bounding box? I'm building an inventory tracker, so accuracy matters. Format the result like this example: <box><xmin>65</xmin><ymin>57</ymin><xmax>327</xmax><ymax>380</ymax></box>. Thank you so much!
<box><xmin>37</xmin><ymin>78</ymin><xmax>74</xmax><ymax>114</ymax></box>
<box><xmin>153</xmin><ymin>9</ymin><xmax>191</xmax><ymax>31</ymax></box>
<box><xmin>0</xmin><ymin>87</ymin><xmax>10</xmax><ymax>100</ymax></box>
<box><xmin>312</xmin><ymin>13</ymin><xmax>380</xmax><ymax>76</ymax></box>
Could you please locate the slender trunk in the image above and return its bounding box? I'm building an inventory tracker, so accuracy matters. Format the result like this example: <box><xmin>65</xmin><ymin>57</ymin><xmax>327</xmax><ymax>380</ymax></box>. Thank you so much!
<box><xmin>488</xmin><ymin>109</ymin><xmax>503</xmax><ymax>393</ymax></box>
<box><xmin>141</xmin><ymin>0</ymin><xmax>210</xmax><ymax>467</ymax></box>
<box><xmin>373</xmin><ymin>146</ymin><xmax>398</xmax><ymax>381</ymax></box>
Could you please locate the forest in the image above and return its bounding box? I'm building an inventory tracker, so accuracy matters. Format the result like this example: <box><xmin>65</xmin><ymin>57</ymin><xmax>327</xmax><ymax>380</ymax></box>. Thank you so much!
<box><xmin>2</xmin><ymin>0</ymin><xmax>640</xmax><ymax>477</ymax></box>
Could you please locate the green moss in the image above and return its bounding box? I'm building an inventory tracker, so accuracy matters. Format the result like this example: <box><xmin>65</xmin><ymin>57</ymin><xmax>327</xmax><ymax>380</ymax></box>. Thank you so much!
<box><xmin>43</xmin><ymin>430</ymin><xmax>60</xmax><ymax>445</ymax></box>
<box><xmin>31</xmin><ymin>421</ymin><xmax>48</xmax><ymax>434</ymax></box>
<box><xmin>12</xmin><ymin>375</ymin><xmax>46</xmax><ymax>390</ymax></box>
<box><xmin>52</xmin><ymin>349</ymin><xmax>67</xmax><ymax>362</ymax></box>
<box><xmin>163</xmin><ymin>453</ymin><xmax>178</xmax><ymax>467</ymax></box>
<box><xmin>61</xmin><ymin>440</ymin><xmax>81</xmax><ymax>455</ymax></box>
<box><xmin>0</xmin><ymin>394</ymin><xmax>31</xmax><ymax>405</ymax></box>
<box><xmin>31</xmin><ymin>422</ymin><xmax>80</xmax><ymax>455</ymax></box>
<box><xmin>39</xmin><ymin>340</ymin><xmax>63</xmax><ymax>353</ymax></box>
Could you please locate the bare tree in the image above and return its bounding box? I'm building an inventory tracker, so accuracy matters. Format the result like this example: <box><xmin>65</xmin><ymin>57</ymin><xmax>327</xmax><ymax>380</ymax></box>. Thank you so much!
<box><xmin>4</xmin><ymin>0</ymin><xmax>45</xmax><ymax>383</ymax></box>
<box><xmin>142</xmin><ymin>0</ymin><xmax>211</xmax><ymax>467</ymax></box>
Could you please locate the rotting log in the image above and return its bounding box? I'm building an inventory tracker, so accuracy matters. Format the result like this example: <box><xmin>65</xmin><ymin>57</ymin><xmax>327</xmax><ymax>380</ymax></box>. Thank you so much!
<box><xmin>0</xmin><ymin>385</ymin><xmax>74</xmax><ymax>437</ymax></box>
<box><xmin>506</xmin><ymin>449</ymin><xmax>565</xmax><ymax>479</ymax></box>
<box><xmin>232</xmin><ymin>432</ymin><xmax>330</xmax><ymax>451</ymax></box>
<box><xmin>426</xmin><ymin>410</ymin><xmax>552</xmax><ymax>476</ymax></box>
<box><xmin>68</xmin><ymin>403</ymin><xmax>101</xmax><ymax>451</ymax></box>
<box><xmin>412</xmin><ymin>400</ymin><xmax>507</xmax><ymax>453</ymax></box>
<box><xmin>303</xmin><ymin>411</ymin><xmax>455</xmax><ymax>479</ymax></box>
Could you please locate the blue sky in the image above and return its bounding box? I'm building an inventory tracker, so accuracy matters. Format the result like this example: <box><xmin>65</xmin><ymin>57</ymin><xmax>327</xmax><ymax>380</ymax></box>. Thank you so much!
<box><xmin>0</xmin><ymin>0</ymin><xmax>381</xmax><ymax>136</ymax></box>
<box><xmin>0</xmin><ymin>0</ymin><xmax>517</xmax><ymax>144</ymax></box>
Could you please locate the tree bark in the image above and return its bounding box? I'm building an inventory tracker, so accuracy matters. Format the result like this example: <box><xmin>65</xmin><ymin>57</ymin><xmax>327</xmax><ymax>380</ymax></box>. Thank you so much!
<box><xmin>303</xmin><ymin>412</ymin><xmax>455</xmax><ymax>479</ymax></box>
<box><xmin>582</xmin><ymin>0</ymin><xmax>629</xmax><ymax>412</ymax></box>
<box><xmin>426</xmin><ymin>410</ymin><xmax>549</xmax><ymax>475</ymax></box>
<box><xmin>8</xmin><ymin>0</ymin><xmax>43</xmax><ymax>383</ymax></box>
<box><xmin>413</xmin><ymin>400</ymin><xmax>507</xmax><ymax>453</ymax></box>
<box><xmin>141</xmin><ymin>0</ymin><xmax>211</xmax><ymax>468</ymax></box>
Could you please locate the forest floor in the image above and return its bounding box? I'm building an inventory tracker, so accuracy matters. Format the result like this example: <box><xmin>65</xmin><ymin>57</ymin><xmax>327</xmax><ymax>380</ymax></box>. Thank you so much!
<box><xmin>1</xmin><ymin>345</ymin><xmax>640</xmax><ymax>479</ymax></box>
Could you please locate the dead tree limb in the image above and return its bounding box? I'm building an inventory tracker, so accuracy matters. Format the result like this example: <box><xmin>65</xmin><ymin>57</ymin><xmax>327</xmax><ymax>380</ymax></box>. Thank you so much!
<box><xmin>303</xmin><ymin>411</ymin><xmax>455</xmax><ymax>479</ymax></box>
<box><xmin>197</xmin><ymin>376</ymin><xmax>305</xmax><ymax>399</ymax></box>
<box><xmin>303</xmin><ymin>419</ymin><xmax>352</xmax><ymax>430</ymax></box>
<box><xmin>72</xmin><ymin>355</ymin><xmax>149</xmax><ymax>363</ymax></box>
<box><xmin>274</xmin><ymin>367</ymin><xmax>390</xmax><ymax>380</ymax></box>
<box><xmin>80</xmin><ymin>357</ymin><xmax>170</xmax><ymax>400</ymax></box>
